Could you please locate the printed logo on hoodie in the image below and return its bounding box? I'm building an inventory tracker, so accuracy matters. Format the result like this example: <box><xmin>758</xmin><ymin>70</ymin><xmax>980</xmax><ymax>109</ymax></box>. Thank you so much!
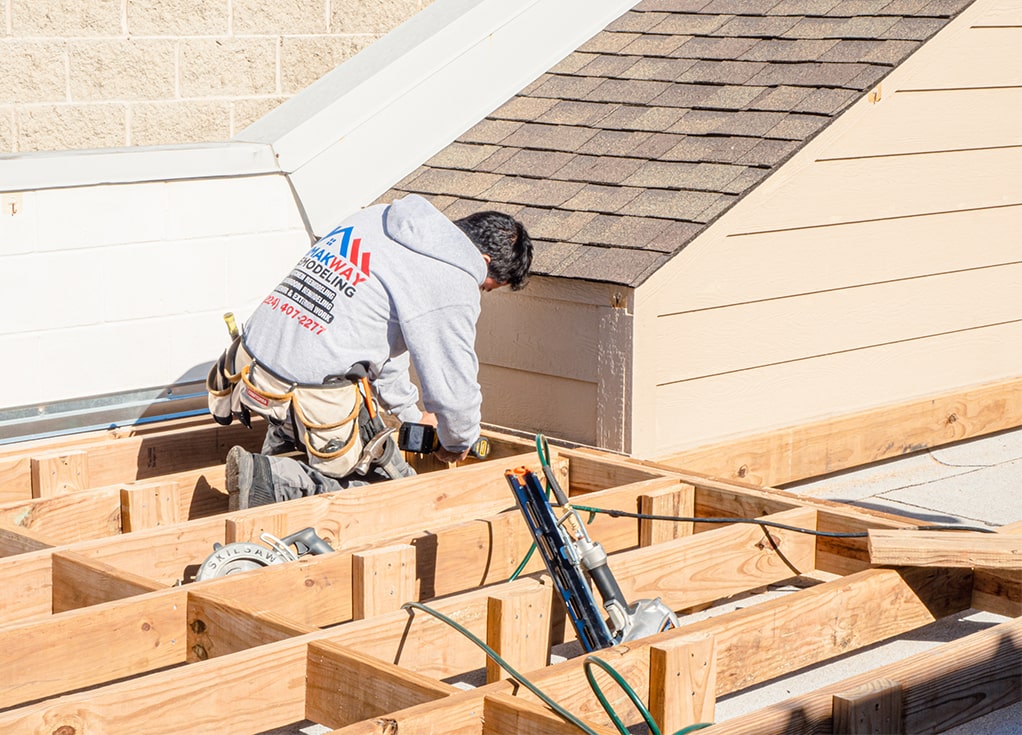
<box><xmin>263</xmin><ymin>225</ymin><xmax>372</xmax><ymax>333</ymax></box>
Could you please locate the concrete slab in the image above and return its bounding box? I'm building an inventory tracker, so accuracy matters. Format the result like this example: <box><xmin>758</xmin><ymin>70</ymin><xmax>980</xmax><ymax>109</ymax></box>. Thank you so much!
<box><xmin>787</xmin><ymin>427</ymin><xmax>1022</xmax><ymax>529</ymax></box>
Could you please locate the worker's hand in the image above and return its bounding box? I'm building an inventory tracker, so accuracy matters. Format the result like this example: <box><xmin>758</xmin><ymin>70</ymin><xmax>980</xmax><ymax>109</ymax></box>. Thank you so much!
<box><xmin>434</xmin><ymin>446</ymin><xmax>470</xmax><ymax>464</ymax></box>
<box><xmin>419</xmin><ymin>411</ymin><xmax>438</xmax><ymax>427</ymax></box>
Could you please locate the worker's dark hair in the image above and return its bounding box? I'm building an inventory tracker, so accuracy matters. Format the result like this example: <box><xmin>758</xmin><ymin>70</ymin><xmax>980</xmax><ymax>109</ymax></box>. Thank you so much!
<box><xmin>454</xmin><ymin>211</ymin><xmax>533</xmax><ymax>291</ymax></box>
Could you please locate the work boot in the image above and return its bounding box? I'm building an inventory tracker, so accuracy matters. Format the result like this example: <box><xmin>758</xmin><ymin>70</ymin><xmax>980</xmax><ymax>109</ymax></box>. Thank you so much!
<box><xmin>225</xmin><ymin>445</ymin><xmax>276</xmax><ymax>510</ymax></box>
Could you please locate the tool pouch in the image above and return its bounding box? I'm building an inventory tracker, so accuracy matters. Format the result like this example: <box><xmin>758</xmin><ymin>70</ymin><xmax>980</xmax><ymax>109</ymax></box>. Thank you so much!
<box><xmin>207</xmin><ymin>336</ymin><xmax>365</xmax><ymax>478</ymax></box>
<box><xmin>291</xmin><ymin>383</ymin><xmax>363</xmax><ymax>478</ymax></box>
<box><xmin>206</xmin><ymin>337</ymin><xmax>245</xmax><ymax>426</ymax></box>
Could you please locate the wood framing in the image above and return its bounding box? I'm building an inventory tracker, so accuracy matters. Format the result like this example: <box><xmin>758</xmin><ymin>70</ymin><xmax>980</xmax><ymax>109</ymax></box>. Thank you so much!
<box><xmin>0</xmin><ymin>418</ymin><xmax>1016</xmax><ymax>734</ymax></box>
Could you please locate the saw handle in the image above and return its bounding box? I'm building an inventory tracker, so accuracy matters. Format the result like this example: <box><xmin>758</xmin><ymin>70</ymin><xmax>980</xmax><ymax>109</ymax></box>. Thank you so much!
<box><xmin>281</xmin><ymin>527</ymin><xmax>334</xmax><ymax>556</ymax></box>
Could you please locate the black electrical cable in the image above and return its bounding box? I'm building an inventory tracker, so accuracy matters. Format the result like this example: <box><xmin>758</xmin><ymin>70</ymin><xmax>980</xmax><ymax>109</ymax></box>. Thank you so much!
<box><xmin>568</xmin><ymin>505</ymin><xmax>998</xmax><ymax>538</ymax></box>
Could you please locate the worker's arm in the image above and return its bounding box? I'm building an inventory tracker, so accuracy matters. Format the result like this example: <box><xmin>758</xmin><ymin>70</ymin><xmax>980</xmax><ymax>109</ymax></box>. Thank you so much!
<box><xmin>400</xmin><ymin>303</ymin><xmax>482</xmax><ymax>454</ymax></box>
<box><xmin>373</xmin><ymin>352</ymin><xmax>423</xmax><ymax>424</ymax></box>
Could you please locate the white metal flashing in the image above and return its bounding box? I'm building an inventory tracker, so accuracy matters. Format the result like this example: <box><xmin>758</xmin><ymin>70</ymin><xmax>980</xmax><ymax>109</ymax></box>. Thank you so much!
<box><xmin>0</xmin><ymin>142</ymin><xmax>279</xmax><ymax>193</ymax></box>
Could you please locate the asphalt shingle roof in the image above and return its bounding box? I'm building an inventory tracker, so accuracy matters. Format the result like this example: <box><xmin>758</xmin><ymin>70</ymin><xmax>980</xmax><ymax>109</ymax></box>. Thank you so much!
<box><xmin>381</xmin><ymin>0</ymin><xmax>973</xmax><ymax>287</ymax></box>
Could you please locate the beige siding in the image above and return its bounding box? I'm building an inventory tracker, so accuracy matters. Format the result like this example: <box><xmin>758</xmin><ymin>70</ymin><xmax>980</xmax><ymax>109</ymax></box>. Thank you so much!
<box><xmin>476</xmin><ymin>277</ymin><xmax>634</xmax><ymax>451</ymax></box>
<box><xmin>635</xmin><ymin>0</ymin><xmax>1022</xmax><ymax>457</ymax></box>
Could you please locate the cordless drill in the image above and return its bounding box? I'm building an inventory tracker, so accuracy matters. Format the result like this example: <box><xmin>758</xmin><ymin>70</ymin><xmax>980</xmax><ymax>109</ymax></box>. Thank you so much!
<box><xmin>397</xmin><ymin>423</ymin><xmax>491</xmax><ymax>459</ymax></box>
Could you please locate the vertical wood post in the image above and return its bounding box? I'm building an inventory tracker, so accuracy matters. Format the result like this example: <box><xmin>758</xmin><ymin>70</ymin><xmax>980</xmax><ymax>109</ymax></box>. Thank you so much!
<box><xmin>833</xmin><ymin>678</ymin><xmax>903</xmax><ymax>735</ymax></box>
<box><xmin>225</xmin><ymin>512</ymin><xmax>291</xmax><ymax>544</ymax></box>
<box><xmin>352</xmin><ymin>544</ymin><xmax>416</xmax><ymax>620</ymax></box>
<box><xmin>30</xmin><ymin>451</ymin><xmax>89</xmax><ymax>498</ymax></box>
<box><xmin>639</xmin><ymin>483</ymin><xmax>695</xmax><ymax>547</ymax></box>
<box><xmin>485</xmin><ymin>583</ymin><xmax>553</xmax><ymax>684</ymax></box>
<box><xmin>649</xmin><ymin>633</ymin><xmax>716</xmax><ymax>735</ymax></box>
<box><xmin>120</xmin><ymin>481</ymin><xmax>181</xmax><ymax>532</ymax></box>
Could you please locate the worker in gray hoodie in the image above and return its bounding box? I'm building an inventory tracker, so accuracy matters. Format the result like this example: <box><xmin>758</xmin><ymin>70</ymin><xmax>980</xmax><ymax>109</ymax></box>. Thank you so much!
<box><xmin>206</xmin><ymin>194</ymin><xmax>532</xmax><ymax>508</ymax></box>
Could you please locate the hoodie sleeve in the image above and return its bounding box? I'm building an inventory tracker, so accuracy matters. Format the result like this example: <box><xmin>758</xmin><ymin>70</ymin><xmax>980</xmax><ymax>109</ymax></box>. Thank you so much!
<box><xmin>374</xmin><ymin>352</ymin><xmax>423</xmax><ymax>424</ymax></box>
<box><xmin>400</xmin><ymin>302</ymin><xmax>482</xmax><ymax>452</ymax></box>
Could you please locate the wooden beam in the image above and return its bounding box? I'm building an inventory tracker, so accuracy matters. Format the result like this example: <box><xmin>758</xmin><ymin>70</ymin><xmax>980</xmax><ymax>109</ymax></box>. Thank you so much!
<box><xmin>655</xmin><ymin>377</ymin><xmax>1022</xmax><ymax>487</ymax></box>
<box><xmin>306</xmin><ymin>639</ymin><xmax>458</xmax><ymax>729</ymax></box>
<box><xmin>868</xmin><ymin>528</ymin><xmax>1022</xmax><ymax>569</ymax></box>
<box><xmin>639</xmin><ymin>482</ymin><xmax>694</xmax><ymax>546</ymax></box>
<box><xmin>30</xmin><ymin>449</ymin><xmax>89</xmax><ymax>497</ymax></box>
<box><xmin>485</xmin><ymin>583</ymin><xmax>552</xmax><ymax>684</ymax></box>
<box><xmin>0</xmin><ymin>635</ymin><xmax>310</xmax><ymax>734</ymax></box>
<box><xmin>119</xmin><ymin>480</ymin><xmax>181</xmax><ymax>532</ymax></box>
<box><xmin>0</xmin><ymin>587</ymin><xmax>188</xmax><ymax>708</ymax></box>
<box><xmin>833</xmin><ymin>678</ymin><xmax>903</xmax><ymax>735</ymax></box>
<box><xmin>649</xmin><ymin>633</ymin><xmax>716</xmax><ymax>735</ymax></box>
<box><xmin>313</xmin><ymin>566</ymin><xmax>976</xmax><ymax>734</ymax></box>
<box><xmin>482</xmin><ymin>692</ymin><xmax>618</xmax><ymax>735</ymax></box>
<box><xmin>611</xmin><ymin>507</ymin><xmax>818</xmax><ymax>612</ymax></box>
<box><xmin>51</xmin><ymin>550</ymin><xmax>165</xmax><ymax>613</ymax></box>
<box><xmin>0</xmin><ymin>487</ymin><xmax>122</xmax><ymax>543</ymax></box>
<box><xmin>700</xmin><ymin>617</ymin><xmax>1021</xmax><ymax>735</ymax></box>
<box><xmin>972</xmin><ymin>520</ymin><xmax>1022</xmax><ymax>616</ymax></box>
<box><xmin>0</xmin><ymin>547</ymin><xmax>52</xmax><ymax>625</ymax></box>
<box><xmin>0</xmin><ymin>525</ymin><xmax>52</xmax><ymax>557</ymax></box>
<box><xmin>0</xmin><ymin>419</ymin><xmax>264</xmax><ymax>503</ymax></box>
<box><xmin>187</xmin><ymin>590</ymin><xmax>315</xmax><ymax>662</ymax></box>
<box><xmin>352</xmin><ymin>544</ymin><xmax>417</xmax><ymax>620</ymax></box>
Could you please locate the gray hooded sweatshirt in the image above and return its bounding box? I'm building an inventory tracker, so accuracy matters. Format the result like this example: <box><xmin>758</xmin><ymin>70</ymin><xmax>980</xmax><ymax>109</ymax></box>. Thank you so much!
<box><xmin>244</xmin><ymin>194</ymin><xmax>485</xmax><ymax>452</ymax></box>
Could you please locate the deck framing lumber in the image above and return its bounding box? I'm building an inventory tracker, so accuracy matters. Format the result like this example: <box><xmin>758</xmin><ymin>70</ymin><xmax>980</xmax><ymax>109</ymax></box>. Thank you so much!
<box><xmin>0</xmin><ymin>414</ymin><xmax>1016</xmax><ymax>734</ymax></box>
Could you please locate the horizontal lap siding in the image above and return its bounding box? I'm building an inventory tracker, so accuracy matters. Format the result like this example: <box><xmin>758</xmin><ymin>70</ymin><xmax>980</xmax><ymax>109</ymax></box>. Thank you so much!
<box><xmin>476</xmin><ymin>278</ymin><xmax>628</xmax><ymax>448</ymax></box>
<box><xmin>638</xmin><ymin>0</ymin><xmax>1022</xmax><ymax>456</ymax></box>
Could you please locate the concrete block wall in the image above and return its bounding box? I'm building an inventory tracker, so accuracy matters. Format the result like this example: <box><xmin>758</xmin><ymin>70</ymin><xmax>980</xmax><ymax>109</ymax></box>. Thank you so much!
<box><xmin>0</xmin><ymin>0</ymin><xmax>433</xmax><ymax>152</ymax></box>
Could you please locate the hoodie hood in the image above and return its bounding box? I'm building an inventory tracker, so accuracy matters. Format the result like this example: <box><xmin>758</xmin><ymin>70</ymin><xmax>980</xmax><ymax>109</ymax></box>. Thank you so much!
<box><xmin>384</xmin><ymin>194</ymin><xmax>487</xmax><ymax>286</ymax></box>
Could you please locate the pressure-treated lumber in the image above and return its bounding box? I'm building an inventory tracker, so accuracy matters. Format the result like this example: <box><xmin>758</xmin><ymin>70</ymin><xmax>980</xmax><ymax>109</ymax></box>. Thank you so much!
<box><xmin>832</xmin><ymin>678</ymin><xmax>903</xmax><ymax>735</ymax></box>
<box><xmin>482</xmin><ymin>692</ymin><xmax>618</xmax><ymax>735</ymax></box>
<box><xmin>868</xmin><ymin>527</ymin><xmax>1022</xmax><ymax>569</ymax></box>
<box><xmin>319</xmin><ymin>566</ymin><xmax>976</xmax><ymax>735</ymax></box>
<box><xmin>0</xmin><ymin>418</ymin><xmax>1016</xmax><ymax>735</ymax></box>
<box><xmin>306</xmin><ymin>639</ymin><xmax>459</xmax><ymax>728</ymax></box>
<box><xmin>485</xmin><ymin>583</ymin><xmax>552</xmax><ymax>683</ymax></box>
<box><xmin>0</xmin><ymin>416</ymin><xmax>265</xmax><ymax>502</ymax></box>
<box><xmin>972</xmin><ymin>520</ymin><xmax>1022</xmax><ymax>617</ymax></box>
<box><xmin>0</xmin><ymin>586</ymin><xmax>189</xmax><ymax>708</ymax></box>
<box><xmin>30</xmin><ymin>449</ymin><xmax>89</xmax><ymax>497</ymax></box>
<box><xmin>639</xmin><ymin>482</ymin><xmax>694</xmax><ymax>545</ymax></box>
<box><xmin>352</xmin><ymin>544</ymin><xmax>417</xmax><ymax>620</ymax></box>
<box><xmin>649</xmin><ymin>633</ymin><xmax>717</xmax><ymax>734</ymax></box>
<box><xmin>120</xmin><ymin>480</ymin><xmax>181</xmax><ymax>531</ymax></box>
<box><xmin>698</xmin><ymin>617</ymin><xmax>1022</xmax><ymax>735</ymax></box>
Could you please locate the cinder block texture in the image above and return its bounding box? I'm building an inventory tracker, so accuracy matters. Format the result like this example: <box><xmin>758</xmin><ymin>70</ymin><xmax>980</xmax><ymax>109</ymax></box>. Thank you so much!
<box><xmin>69</xmin><ymin>41</ymin><xmax>178</xmax><ymax>101</ymax></box>
<box><xmin>233</xmin><ymin>0</ymin><xmax>329</xmax><ymax>35</ymax></box>
<box><xmin>131</xmin><ymin>101</ymin><xmax>232</xmax><ymax>146</ymax></box>
<box><xmin>17</xmin><ymin>105</ymin><xmax>127</xmax><ymax>151</ymax></box>
<box><xmin>1</xmin><ymin>42</ymin><xmax>68</xmax><ymax>104</ymax></box>
<box><xmin>179</xmin><ymin>38</ymin><xmax>279</xmax><ymax>97</ymax></box>
<box><xmin>232</xmin><ymin>97</ymin><xmax>289</xmax><ymax>133</ymax></box>
<box><xmin>331</xmin><ymin>0</ymin><xmax>427</xmax><ymax>33</ymax></box>
<box><xmin>126</xmin><ymin>0</ymin><xmax>229</xmax><ymax>36</ymax></box>
<box><xmin>280</xmin><ymin>35</ymin><xmax>375</xmax><ymax>93</ymax></box>
<box><xmin>11</xmin><ymin>0</ymin><xmax>122</xmax><ymax>36</ymax></box>
<box><xmin>1</xmin><ymin>0</ymin><xmax>433</xmax><ymax>152</ymax></box>
<box><xmin>0</xmin><ymin>111</ymin><xmax>14</xmax><ymax>157</ymax></box>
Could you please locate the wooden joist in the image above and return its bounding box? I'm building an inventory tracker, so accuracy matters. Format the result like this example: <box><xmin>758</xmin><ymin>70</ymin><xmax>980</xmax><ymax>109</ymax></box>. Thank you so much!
<box><xmin>869</xmin><ymin>527</ymin><xmax>1022</xmax><ymax>569</ymax></box>
<box><xmin>0</xmin><ymin>417</ymin><xmax>1016</xmax><ymax>734</ymax></box>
